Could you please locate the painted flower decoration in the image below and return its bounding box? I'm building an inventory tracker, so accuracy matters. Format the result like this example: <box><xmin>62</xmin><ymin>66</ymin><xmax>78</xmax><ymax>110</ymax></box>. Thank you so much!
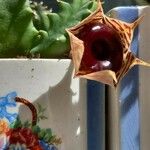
<box><xmin>39</xmin><ymin>140</ymin><xmax>58</xmax><ymax>150</ymax></box>
<box><xmin>0</xmin><ymin>92</ymin><xmax>61</xmax><ymax>150</ymax></box>
<box><xmin>9</xmin><ymin>143</ymin><xmax>30</xmax><ymax>150</ymax></box>
<box><xmin>7</xmin><ymin>128</ymin><xmax>42</xmax><ymax>150</ymax></box>
<box><xmin>67</xmin><ymin>0</ymin><xmax>150</xmax><ymax>86</ymax></box>
<box><xmin>0</xmin><ymin>119</ymin><xmax>9</xmax><ymax>134</ymax></box>
<box><xmin>0</xmin><ymin>120</ymin><xmax>9</xmax><ymax>149</ymax></box>
<box><xmin>0</xmin><ymin>92</ymin><xmax>18</xmax><ymax>123</ymax></box>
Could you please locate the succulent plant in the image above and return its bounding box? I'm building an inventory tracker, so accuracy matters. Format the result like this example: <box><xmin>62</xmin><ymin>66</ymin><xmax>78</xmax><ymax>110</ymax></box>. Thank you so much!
<box><xmin>0</xmin><ymin>0</ymin><xmax>97</xmax><ymax>58</ymax></box>
<box><xmin>0</xmin><ymin>0</ymin><xmax>38</xmax><ymax>58</ymax></box>
<box><xmin>30</xmin><ymin>0</ymin><xmax>97</xmax><ymax>58</ymax></box>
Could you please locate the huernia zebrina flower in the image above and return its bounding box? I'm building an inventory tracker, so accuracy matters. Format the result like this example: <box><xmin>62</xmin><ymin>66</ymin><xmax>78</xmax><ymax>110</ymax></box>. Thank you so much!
<box><xmin>67</xmin><ymin>0</ymin><xmax>150</xmax><ymax>87</ymax></box>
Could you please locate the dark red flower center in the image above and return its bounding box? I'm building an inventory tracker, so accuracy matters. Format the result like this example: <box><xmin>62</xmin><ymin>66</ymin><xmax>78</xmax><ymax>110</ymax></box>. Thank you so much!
<box><xmin>78</xmin><ymin>23</ymin><xmax>123</xmax><ymax>74</ymax></box>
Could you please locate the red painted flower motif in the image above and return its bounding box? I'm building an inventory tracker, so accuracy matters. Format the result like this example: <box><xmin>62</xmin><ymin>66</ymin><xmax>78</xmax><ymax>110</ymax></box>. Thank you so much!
<box><xmin>7</xmin><ymin>128</ymin><xmax>42</xmax><ymax>150</ymax></box>
<box><xmin>67</xmin><ymin>0</ymin><xmax>150</xmax><ymax>86</ymax></box>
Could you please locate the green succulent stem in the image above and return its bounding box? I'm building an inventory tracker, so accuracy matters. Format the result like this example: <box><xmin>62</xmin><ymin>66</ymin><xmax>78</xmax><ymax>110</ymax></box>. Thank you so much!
<box><xmin>0</xmin><ymin>0</ymin><xmax>97</xmax><ymax>58</ymax></box>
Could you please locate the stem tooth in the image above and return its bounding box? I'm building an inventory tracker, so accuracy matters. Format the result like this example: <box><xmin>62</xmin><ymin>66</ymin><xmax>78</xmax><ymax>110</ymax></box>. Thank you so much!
<box><xmin>40</xmin><ymin>1</ymin><xmax>44</xmax><ymax>5</ymax></box>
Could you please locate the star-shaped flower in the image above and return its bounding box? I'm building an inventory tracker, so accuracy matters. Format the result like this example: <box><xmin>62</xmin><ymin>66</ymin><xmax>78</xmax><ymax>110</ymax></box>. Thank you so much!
<box><xmin>67</xmin><ymin>0</ymin><xmax>150</xmax><ymax>87</ymax></box>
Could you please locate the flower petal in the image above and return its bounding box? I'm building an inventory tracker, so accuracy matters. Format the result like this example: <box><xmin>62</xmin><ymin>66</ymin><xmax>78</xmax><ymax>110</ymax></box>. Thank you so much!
<box><xmin>67</xmin><ymin>0</ymin><xmax>150</xmax><ymax>86</ymax></box>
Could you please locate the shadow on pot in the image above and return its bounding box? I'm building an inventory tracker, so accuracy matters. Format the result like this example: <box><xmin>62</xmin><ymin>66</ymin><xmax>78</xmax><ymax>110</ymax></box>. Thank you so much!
<box><xmin>18</xmin><ymin>62</ymin><xmax>87</xmax><ymax>150</ymax></box>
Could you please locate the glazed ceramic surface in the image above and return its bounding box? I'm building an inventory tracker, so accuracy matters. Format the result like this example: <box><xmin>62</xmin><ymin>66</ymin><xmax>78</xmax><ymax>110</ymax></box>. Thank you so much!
<box><xmin>0</xmin><ymin>59</ymin><xmax>105</xmax><ymax>150</ymax></box>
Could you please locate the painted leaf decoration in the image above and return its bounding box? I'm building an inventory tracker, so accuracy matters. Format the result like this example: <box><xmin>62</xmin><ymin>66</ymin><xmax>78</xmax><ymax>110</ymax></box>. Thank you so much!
<box><xmin>0</xmin><ymin>0</ymin><xmax>38</xmax><ymax>57</ymax></box>
<box><xmin>67</xmin><ymin>0</ymin><xmax>150</xmax><ymax>87</ymax></box>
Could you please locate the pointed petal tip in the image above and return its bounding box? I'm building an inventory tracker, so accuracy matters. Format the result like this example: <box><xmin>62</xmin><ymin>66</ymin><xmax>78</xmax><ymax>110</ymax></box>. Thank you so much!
<box><xmin>134</xmin><ymin>58</ymin><xmax>150</xmax><ymax>67</ymax></box>
<box><xmin>130</xmin><ymin>15</ymin><xmax>144</xmax><ymax>29</ymax></box>
<box><xmin>75</xmin><ymin>70</ymin><xmax>118</xmax><ymax>87</ymax></box>
<box><xmin>97</xmin><ymin>0</ymin><xmax>104</xmax><ymax>13</ymax></box>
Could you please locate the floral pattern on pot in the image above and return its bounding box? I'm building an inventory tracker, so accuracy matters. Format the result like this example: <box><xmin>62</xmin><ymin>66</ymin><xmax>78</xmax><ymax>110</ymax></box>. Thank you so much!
<box><xmin>0</xmin><ymin>92</ymin><xmax>61</xmax><ymax>150</ymax></box>
<box><xmin>0</xmin><ymin>92</ymin><xmax>18</xmax><ymax>123</ymax></box>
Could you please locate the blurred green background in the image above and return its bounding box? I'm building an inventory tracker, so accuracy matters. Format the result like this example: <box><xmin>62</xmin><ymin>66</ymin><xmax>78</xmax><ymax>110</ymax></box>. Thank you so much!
<box><xmin>33</xmin><ymin>0</ymin><xmax>150</xmax><ymax>12</ymax></box>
